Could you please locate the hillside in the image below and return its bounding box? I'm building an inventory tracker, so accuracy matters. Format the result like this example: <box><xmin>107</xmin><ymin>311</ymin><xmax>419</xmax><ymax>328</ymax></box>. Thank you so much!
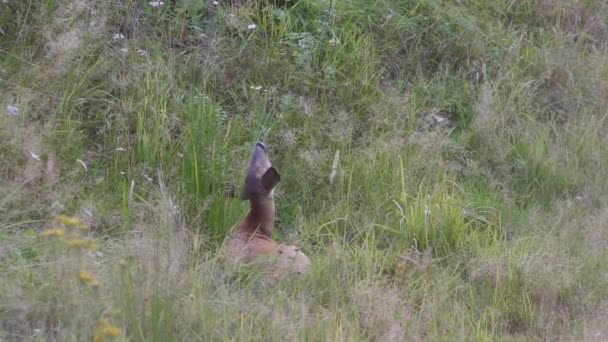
<box><xmin>1</xmin><ymin>0</ymin><xmax>608</xmax><ymax>340</ymax></box>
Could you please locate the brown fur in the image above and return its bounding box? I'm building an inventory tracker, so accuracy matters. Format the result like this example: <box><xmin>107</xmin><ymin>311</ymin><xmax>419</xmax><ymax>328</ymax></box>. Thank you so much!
<box><xmin>227</xmin><ymin>142</ymin><xmax>310</xmax><ymax>278</ymax></box>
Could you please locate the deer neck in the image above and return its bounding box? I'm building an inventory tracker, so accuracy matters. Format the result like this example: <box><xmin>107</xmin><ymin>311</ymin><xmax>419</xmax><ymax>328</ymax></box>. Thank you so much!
<box><xmin>239</xmin><ymin>197</ymin><xmax>275</xmax><ymax>238</ymax></box>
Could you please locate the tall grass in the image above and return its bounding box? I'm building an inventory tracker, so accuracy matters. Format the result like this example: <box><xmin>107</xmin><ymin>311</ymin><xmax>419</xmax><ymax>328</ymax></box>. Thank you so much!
<box><xmin>1</xmin><ymin>0</ymin><xmax>608</xmax><ymax>340</ymax></box>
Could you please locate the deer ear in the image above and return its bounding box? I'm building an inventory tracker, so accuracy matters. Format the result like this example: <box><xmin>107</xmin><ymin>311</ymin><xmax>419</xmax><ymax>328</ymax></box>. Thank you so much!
<box><xmin>261</xmin><ymin>167</ymin><xmax>281</xmax><ymax>192</ymax></box>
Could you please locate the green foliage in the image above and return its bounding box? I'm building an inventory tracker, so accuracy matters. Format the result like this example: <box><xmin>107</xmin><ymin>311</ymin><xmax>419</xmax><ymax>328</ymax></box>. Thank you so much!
<box><xmin>508</xmin><ymin>131</ymin><xmax>569</xmax><ymax>208</ymax></box>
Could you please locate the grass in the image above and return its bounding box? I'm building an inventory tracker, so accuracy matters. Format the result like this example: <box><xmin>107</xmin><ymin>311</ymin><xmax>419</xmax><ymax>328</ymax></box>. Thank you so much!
<box><xmin>1</xmin><ymin>0</ymin><xmax>608</xmax><ymax>340</ymax></box>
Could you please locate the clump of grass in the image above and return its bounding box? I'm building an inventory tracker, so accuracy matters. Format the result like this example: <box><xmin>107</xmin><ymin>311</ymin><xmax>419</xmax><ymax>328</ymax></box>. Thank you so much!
<box><xmin>507</xmin><ymin>131</ymin><xmax>569</xmax><ymax>208</ymax></box>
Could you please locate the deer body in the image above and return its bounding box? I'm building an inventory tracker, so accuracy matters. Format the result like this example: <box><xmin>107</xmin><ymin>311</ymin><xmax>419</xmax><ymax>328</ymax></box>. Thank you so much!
<box><xmin>227</xmin><ymin>142</ymin><xmax>310</xmax><ymax>278</ymax></box>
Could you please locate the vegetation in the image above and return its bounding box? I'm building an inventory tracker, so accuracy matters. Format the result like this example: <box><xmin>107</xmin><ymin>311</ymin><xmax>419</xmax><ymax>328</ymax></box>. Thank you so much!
<box><xmin>1</xmin><ymin>0</ymin><xmax>608</xmax><ymax>340</ymax></box>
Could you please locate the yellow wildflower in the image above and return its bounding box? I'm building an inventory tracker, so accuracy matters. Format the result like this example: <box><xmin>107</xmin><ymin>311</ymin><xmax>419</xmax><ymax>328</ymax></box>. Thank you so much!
<box><xmin>109</xmin><ymin>308</ymin><xmax>122</xmax><ymax>316</ymax></box>
<box><xmin>66</xmin><ymin>238</ymin><xmax>97</xmax><ymax>251</ymax></box>
<box><xmin>79</xmin><ymin>271</ymin><xmax>95</xmax><ymax>283</ymax></box>
<box><xmin>89</xmin><ymin>279</ymin><xmax>101</xmax><ymax>289</ymax></box>
<box><xmin>94</xmin><ymin>319</ymin><xmax>122</xmax><ymax>342</ymax></box>
<box><xmin>79</xmin><ymin>271</ymin><xmax>101</xmax><ymax>288</ymax></box>
<box><xmin>77</xmin><ymin>223</ymin><xmax>89</xmax><ymax>231</ymax></box>
<box><xmin>55</xmin><ymin>215</ymin><xmax>81</xmax><ymax>226</ymax></box>
<box><xmin>40</xmin><ymin>228</ymin><xmax>65</xmax><ymax>238</ymax></box>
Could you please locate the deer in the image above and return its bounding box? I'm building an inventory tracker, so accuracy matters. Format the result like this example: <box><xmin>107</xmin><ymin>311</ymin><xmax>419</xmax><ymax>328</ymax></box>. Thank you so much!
<box><xmin>226</xmin><ymin>142</ymin><xmax>310</xmax><ymax>279</ymax></box>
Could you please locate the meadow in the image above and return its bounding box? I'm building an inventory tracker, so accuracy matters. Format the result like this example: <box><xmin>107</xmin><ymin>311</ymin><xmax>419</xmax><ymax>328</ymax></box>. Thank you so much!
<box><xmin>1</xmin><ymin>0</ymin><xmax>608</xmax><ymax>340</ymax></box>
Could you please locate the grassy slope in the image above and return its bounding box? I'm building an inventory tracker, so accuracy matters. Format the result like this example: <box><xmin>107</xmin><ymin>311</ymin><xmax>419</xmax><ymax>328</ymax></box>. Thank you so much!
<box><xmin>1</xmin><ymin>0</ymin><xmax>608</xmax><ymax>340</ymax></box>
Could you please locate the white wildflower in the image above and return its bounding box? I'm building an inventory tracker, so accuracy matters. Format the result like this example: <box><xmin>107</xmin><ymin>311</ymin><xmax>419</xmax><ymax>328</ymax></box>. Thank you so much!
<box><xmin>248</xmin><ymin>24</ymin><xmax>257</xmax><ymax>30</ymax></box>
<box><xmin>116</xmin><ymin>147</ymin><xmax>126</xmax><ymax>152</ymax></box>
<box><xmin>138</xmin><ymin>49</ymin><xmax>149</xmax><ymax>57</ymax></box>
<box><xmin>433</xmin><ymin>115</ymin><xmax>446</xmax><ymax>123</ymax></box>
<box><xmin>120</xmin><ymin>47</ymin><xmax>129</xmax><ymax>53</ymax></box>
<box><xmin>212</xmin><ymin>1</ymin><xmax>219</xmax><ymax>5</ymax></box>
<box><xmin>6</xmin><ymin>105</ymin><xmax>19</xmax><ymax>116</ymax></box>
<box><xmin>149</xmin><ymin>1</ymin><xmax>164</xmax><ymax>7</ymax></box>
<box><xmin>328</xmin><ymin>37</ymin><xmax>340</xmax><ymax>46</ymax></box>
<box><xmin>28</xmin><ymin>151</ymin><xmax>41</xmax><ymax>161</ymax></box>
<box><xmin>113</xmin><ymin>33</ymin><xmax>125</xmax><ymax>40</ymax></box>
<box><xmin>250</xmin><ymin>85</ymin><xmax>263</xmax><ymax>91</ymax></box>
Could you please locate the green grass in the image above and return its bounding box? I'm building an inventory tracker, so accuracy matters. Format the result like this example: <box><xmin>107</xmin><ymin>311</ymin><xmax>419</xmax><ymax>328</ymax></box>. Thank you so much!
<box><xmin>2</xmin><ymin>0</ymin><xmax>608</xmax><ymax>340</ymax></box>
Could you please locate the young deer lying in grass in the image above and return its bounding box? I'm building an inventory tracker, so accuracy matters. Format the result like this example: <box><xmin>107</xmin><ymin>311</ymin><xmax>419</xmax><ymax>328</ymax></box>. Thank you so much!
<box><xmin>227</xmin><ymin>142</ymin><xmax>310</xmax><ymax>279</ymax></box>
